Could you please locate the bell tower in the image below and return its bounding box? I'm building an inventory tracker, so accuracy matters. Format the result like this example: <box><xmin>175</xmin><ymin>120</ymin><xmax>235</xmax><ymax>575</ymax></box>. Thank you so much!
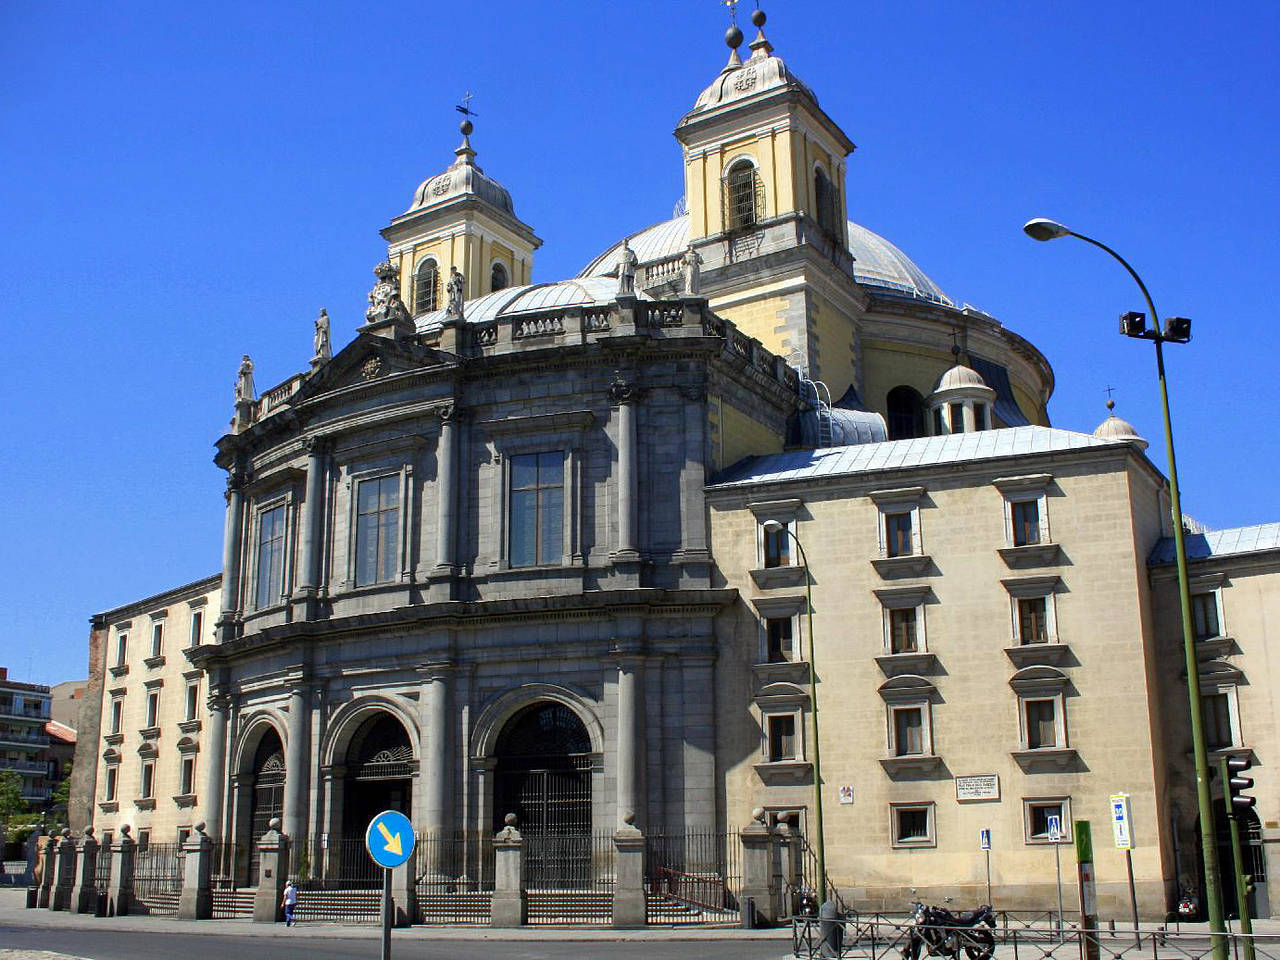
<box><xmin>381</xmin><ymin>116</ymin><xmax>541</xmax><ymax>316</ymax></box>
<box><xmin>674</xmin><ymin>8</ymin><xmax>856</xmax><ymax>246</ymax></box>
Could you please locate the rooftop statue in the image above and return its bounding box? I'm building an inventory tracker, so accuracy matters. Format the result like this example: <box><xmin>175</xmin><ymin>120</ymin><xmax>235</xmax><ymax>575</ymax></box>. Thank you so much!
<box><xmin>234</xmin><ymin>355</ymin><xmax>255</xmax><ymax>405</ymax></box>
<box><xmin>445</xmin><ymin>266</ymin><xmax>466</xmax><ymax>320</ymax></box>
<box><xmin>366</xmin><ymin>259</ymin><xmax>410</xmax><ymax>326</ymax></box>
<box><xmin>617</xmin><ymin>238</ymin><xmax>638</xmax><ymax>296</ymax></box>
<box><xmin>682</xmin><ymin>244</ymin><xmax>703</xmax><ymax>296</ymax></box>
<box><xmin>313</xmin><ymin>308</ymin><xmax>331</xmax><ymax>363</ymax></box>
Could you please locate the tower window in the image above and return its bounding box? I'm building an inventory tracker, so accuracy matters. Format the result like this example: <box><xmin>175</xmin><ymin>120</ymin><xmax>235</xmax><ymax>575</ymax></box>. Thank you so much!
<box><xmin>887</xmin><ymin>386</ymin><xmax>926</xmax><ymax>440</ymax></box>
<box><xmin>814</xmin><ymin>166</ymin><xmax>841</xmax><ymax>238</ymax></box>
<box><xmin>724</xmin><ymin>159</ymin><xmax>759</xmax><ymax>231</ymax></box>
<box><xmin>490</xmin><ymin>261</ymin><xmax>509</xmax><ymax>293</ymax></box>
<box><xmin>413</xmin><ymin>258</ymin><xmax>439</xmax><ymax>314</ymax></box>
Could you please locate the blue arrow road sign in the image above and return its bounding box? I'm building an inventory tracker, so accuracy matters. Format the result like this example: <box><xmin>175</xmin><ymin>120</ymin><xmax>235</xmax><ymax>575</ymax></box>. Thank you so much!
<box><xmin>365</xmin><ymin>810</ymin><xmax>415</xmax><ymax>869</ymax></box>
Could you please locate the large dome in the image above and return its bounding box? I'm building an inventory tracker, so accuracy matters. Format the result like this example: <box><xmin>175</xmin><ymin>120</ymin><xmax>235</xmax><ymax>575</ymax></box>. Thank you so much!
<box><xmin>577</xmin><ymin>213</ymin><xmax>954</xmax><ymax>307</ymax></box>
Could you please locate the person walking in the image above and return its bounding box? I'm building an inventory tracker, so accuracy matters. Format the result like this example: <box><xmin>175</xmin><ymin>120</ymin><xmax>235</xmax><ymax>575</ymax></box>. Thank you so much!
<box><xmin>282</xmin><ymin>879</ymin><xmax>298</xmax><ymax>927</ymax></box>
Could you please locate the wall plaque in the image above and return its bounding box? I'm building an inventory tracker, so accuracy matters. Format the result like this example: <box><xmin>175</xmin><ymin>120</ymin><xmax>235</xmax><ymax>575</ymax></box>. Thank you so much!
<box><xmin>955</xmin><ymin>774</ymin><xmax>1000</xmax><ymax>802</ymax></box>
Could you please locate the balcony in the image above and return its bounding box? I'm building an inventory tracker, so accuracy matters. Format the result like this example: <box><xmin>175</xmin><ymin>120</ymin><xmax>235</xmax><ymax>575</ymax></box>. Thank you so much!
<box><xmin>0</xmin><ymin>708</ymin><xmax>50</xmax><ymax>723</ymax></box>
<box><xmin>0</xmin><ymin>732</ymin><xmax>49</xmax><ymax>749</ymax></box>
<box><xmin>0</xmin><ymin>758</ymin><xmax>48</xmax><ymax>776</ymax></box>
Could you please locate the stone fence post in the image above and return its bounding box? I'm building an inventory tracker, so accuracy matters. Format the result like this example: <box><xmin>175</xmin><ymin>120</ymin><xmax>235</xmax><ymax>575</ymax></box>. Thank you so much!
<box><xmin>612</xmin><ymin>813</ymin><xmax>646</xmax><ymax>929</ymax></box>
<box><xmin>776</xmin><ymin>813</ymin><xmax>803</xmax><ymax>919</ymax></box>
<box><xmin>106</xmin><ymin>825</ymin><xmax>136</xmax><ymax>916</ymax></box>
<box><xmin>179</xmin><ymin>821</ymin><xmax>213</xmax><ymax>920</ymax></box>
<box><xmin>36</xmin><ymin>835</ymin><xmax>57</xmax><ymax>908</ymax></box>
<box><xmin>490</xmin><ymin>813</ymin><xmax>526</xmax><ymax>927</ymax></box>
<box><xmin>253</xmin><ymin>818</ymin><xmax>289</xmax><ymax>923</ymax></box>
<box><xmin>71</xmin><ymin>827</ymin><xmax>99</xmax><ymax>914</ymax></box>
<box><xmin>740</xmin><ymin>807</ymin><xmax>777</xmax><ymax>926</ymax></box>
<box><xmin>50</xmin><ymin>829</ymin><xmax>77</xmax><ymax>911</ymax></box>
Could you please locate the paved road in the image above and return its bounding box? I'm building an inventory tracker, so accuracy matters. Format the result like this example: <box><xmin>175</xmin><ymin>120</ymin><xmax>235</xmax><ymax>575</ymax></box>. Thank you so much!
<box><xmin>0</xmin><ymin>923</ymin><xmax>795</xmax><ymax>960</ymax></box>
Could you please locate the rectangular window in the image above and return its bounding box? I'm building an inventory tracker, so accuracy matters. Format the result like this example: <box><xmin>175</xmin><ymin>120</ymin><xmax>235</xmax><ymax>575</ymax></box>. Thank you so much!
<box><xmin>1192</xmin><ymin>593</ymin><xmax>1221</xmax><ymax>641</ymax></box>
<box><xmin>355</xmin><ymin>475</ymin><xmax>401</xmax><ymax>586</ymax></box>
<box><xmin>763</xmin><ymin>524</ymin><xmax>791</xmax><ymax>568</ymax></box>
<box><xmin>179</xmin><ymin>756</ymin><xmax>196</xmax><ymax>795</ymax></box>
<box><xmin>888</xmin><ymin>607</ymin><xmax>919</xmax><ymax>653</ymax></box>
<box><xmin>185</xmin><ymin>684</ymin><xmax>199</xmax><ymax>721</ymax></box>
<box><xmin>932</xmin><ymin>407</ymin><xmax>944</xmax><ymax>435</ymax></box>
<box><xmin>140</xmin><ymin>762</ymin><xmax>155</xmax><ymax>800</ymax></box>
<box><xmin>893</xmin><ymin>707</ymin><xmax>924</xmax><ymax>756</ymax></box>
<box><xmin>1026</xmin><ymin>799</ymin><xmax>1070</xmax><ymax>843</ymax></box>
<box><xmin>1025</xmin><ymin>699</ymin><xmax>1058</xmax><ymax>749</ymax></box>
<box><xmin>974</xmin><ymin>404</ymin><xmax>989</xmax><ymax>431</ymax></box>
<box><xmin>145</xmin><ymin>691</ymin><xmax>159</xmax><ymax>729</ymax></box>
<box><xmin>767</xmin><ymin>714</ymin><xmax>797</xmax><ymax>762</ymax></box>
<box><xmin>1018</xmin><ymin>597</ymin><xmax>1049</xmax><ymax>644</ymax></box>
<box><xmin>766</xmin><ymin>617</ymin><xmax>794</xmax><ymax>663</ymax></box>
<box><xmin>150</xmin><ymin>621</ymin><xmax>164</xmax><ymax>657</ymax></box>
<box><xmin>110</xmin><ymin>698</ymin><xmax>123</xmax><ymax>735</ymax></box>
<box><xmin>105</xmin><ymin>766</ymin><xmax>118</xmax><ymax>802</ymax></box>
<box><xmin>1011</xmin><ymin>500</ymin><xmax>1041</xmax><ymax>546</ymax></box>
<box><xmin>189</xmin><ymin>610</ymin><xmax>203</xmax><ymax>647</ymax></box>
<box><xmin>510</xmin><ymin>452</ymin><xmax>564</xmax><ymax>567</ymax></box>
<box><xmin>892</xmin><ymin>803</ymin><xmax>935</xmax><ymax>847</ymax></box>
<box><xmin>177</xmin><ymin>828</ymin><xmax>191</xmax><ymax>847</ymax></box>
<box><xmin>1203</xmin><ymin>692</ymin><xmax>1235</xmax><ymax>750</ymax></box>
<box><xmin>949</xmin><ymin>402</ymin><xmax>965</xmax><ymax>433</ymax></box>
<box><xmin>884</xmin><ymin>512</ymin><xmax>914</xmax><ymax>558</ymax></box>
<box><xmin>255</xmin><ymin>504</ymin><xmax>287</xmax><ymax>609</ymax></box>
<box><xmin>116</xmin><ymin>634</ymin><xmax>128</xmax><ymax>666</ymax></box>
<box><xmin>137</xmin><ymin>829</ymin><xmax>150</xmax><ymax>851</ymax></box>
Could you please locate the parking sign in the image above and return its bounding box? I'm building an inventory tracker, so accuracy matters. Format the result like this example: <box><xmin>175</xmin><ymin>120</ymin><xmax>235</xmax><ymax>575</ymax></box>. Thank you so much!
<box><xmin>1110</xmin><ymin>794</ymin><xmax>1133</xmax><ymax>850</ymax></box>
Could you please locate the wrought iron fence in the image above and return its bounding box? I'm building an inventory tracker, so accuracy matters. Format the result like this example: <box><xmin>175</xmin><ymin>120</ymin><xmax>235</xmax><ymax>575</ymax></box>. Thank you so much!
<box><xmin>645</xmin><ymin>831</ymin><xmax>741</xmax><ymax>923</ymax></box>
<box><xmin>131</xmin><ymin>843</ymin><xmax>183</xmax><ymax>916</ymax></box>
<box><xmin>289</xmin><ymin>837</ymin><xmax>382</xmax><ymax>923</ymax></box>
<box><xmin>525</xmin><ymin>832</ymin><xmax>615</xmax><ymax>925</ymax></box>
<box><xmin>414</xmin><ymin>831</ymin><xmax>494</xmax><ymax>925</ymax></box>
<box><xmin>209</xmin><ymin>842</ymin><xmax>251</xmax><ymax>919</ymax></box>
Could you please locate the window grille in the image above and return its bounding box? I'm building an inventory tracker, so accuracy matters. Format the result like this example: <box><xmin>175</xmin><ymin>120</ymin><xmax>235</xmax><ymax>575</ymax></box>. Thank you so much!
<box><xmin>491</xmin><ymin>262</ymin><xmax>509</xmax><ymax>293</ymax></box>
<box><xmin>414</xmin><ymin>259</ymin><xmax>439</xmax><ymax>314</ymax></box>
<box><xmin>723</xmin><ymin>160</ymin><xmax>761</xmax><ymax>231</ymax></box>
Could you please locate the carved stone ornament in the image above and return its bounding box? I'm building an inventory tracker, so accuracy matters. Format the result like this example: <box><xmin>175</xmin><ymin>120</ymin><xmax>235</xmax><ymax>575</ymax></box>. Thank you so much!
<box><xmin>365</xmin><ymin>259</ymin><xmax>411</xmax><ymax>325</ymax></box>
<box><xmin>431</xmin><ymin>174</ymin><xmax>452</xmax><ymax>197</ymax></box>
<box><xmin>360</xmin><ymin>356</ymin><xmax>384</xmax><ymax>380</ymax></box>
<box><xmin>608</xmin><ymin>377</ymin><xmax>639</xmax><ymax>405</ymax></box>
<box><xmin>733</xmin><ymin>68</ymin><xmax>757</xmax><ymax>92</ymax></box>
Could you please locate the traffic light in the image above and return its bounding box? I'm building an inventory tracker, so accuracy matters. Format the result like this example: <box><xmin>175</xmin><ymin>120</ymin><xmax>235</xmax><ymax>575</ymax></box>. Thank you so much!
<box><xmin>1227</xmin><ymin>756</ymin><xmax>1256</xmax><ymax>812</ymax></box>
<box><xmin>1244</xmin><ymin>875</ymin><xmax>1256</xmax><ymax>897</ymax></box>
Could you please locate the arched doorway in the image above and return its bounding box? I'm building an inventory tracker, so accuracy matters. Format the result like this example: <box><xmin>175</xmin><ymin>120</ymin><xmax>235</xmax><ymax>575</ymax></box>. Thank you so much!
<box><xmin>247</xmin><ymin>729</ymin><xmax>284</xmax><ymax>881</ymax></box>
<box><xmin>887</xmin><ymin>385</ymin><xmax>926</xmax><ymax>440</ymax></box>
<box><xmin>493</xmin><ymin>702</ymin><xmax>592</xmax><ymax>835</ymax></box>
<box><xmin>341</xmin><ymin>712</ymin><xmax>414</xmax><ymax>838</ymax></box>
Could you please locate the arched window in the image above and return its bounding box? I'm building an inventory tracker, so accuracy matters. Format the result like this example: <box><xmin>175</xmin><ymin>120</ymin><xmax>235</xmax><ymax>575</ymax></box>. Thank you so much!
<box><xmin>814</xmin><ymin>166</ymin><xmax>841</xmax><ymax>237</ymax></box>
<box><xmin>724</xmin><ymin>159</ymin><xmax>759</xmax><ymax>231</ymax></box>
<box><xmin>491</xmin><ymin>261</ymin><xmax>509</xmax><ymax>293</ymax></box>
<box><xmin>413</xmin><ymin>258</ymin><xmax>439</xmax><ymax>314</ymax></box>
<box><xmin>886</xmin><ymin>386</ymin><xmax>926</xmax><ymax>440</ymax></box>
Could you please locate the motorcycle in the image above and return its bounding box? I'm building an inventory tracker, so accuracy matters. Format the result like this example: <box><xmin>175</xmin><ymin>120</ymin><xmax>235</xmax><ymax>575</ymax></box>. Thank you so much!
<box><xmin>901</xmin><ymin>895</ymin><xmax>997</xmax><ymax>960</ymax></box>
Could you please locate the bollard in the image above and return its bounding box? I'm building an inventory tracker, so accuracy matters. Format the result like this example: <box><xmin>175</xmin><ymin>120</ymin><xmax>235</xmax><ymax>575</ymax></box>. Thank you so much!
<box><xmin>819</xmin><ymin>899</ymin><xmax>844</xmax><ymax>958</ymax></box>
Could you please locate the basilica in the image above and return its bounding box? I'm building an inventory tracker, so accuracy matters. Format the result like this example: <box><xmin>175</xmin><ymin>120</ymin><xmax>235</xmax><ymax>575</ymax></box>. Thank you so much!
<box><xmin>74</xmin><ymin>8</ymin><xmax>1280</xmax><ymax>922</ymax></box>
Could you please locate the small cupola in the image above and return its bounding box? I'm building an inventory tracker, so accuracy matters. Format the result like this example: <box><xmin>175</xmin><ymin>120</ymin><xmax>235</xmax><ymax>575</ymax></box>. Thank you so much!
<box><xmin>381</xmin><ymin>115</ymin><xmax>541</xmax><ymax>314</ymax></box>
<box><xmin>928</xmin><ymin>363</ymin><xmax>996</xmax><ymax>435</ymax></box>
<box><xmin>1093</xmin><ymin>400</ymin><xmax>1148</xmax><ymax>450</ymax></box>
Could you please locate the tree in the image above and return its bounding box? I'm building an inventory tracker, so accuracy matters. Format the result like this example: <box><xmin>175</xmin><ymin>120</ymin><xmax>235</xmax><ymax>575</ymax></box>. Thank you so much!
<box><xmin>0</xmin><ymin>770</ymin><xmax>26</xmax><ymax>820</ymax></box>
<box><xmin>50</xmin><ymin>761</ymin><xmax>72</xmax><ymax>811</ymax></box>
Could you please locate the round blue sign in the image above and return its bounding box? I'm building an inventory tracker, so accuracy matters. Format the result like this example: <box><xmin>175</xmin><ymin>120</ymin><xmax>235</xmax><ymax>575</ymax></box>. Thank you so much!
<box><xmin>365</xmin><ymin>809</ymin><xmax>415</xmax><ymax>869</ymax></box>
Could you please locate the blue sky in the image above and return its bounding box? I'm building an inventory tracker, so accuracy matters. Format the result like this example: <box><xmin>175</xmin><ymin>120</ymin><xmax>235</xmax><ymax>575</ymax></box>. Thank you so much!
<box><xmin>2</xmin><ymin>1</ymin><xmax>1276</xmax><ymax>684</ymax></box>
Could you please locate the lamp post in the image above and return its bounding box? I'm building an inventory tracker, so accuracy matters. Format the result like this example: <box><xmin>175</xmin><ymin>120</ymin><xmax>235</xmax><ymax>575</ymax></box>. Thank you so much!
<box><xmin>761</xmin><ymin>518</ymin><xmax>826</xmax><ymax>904</ymax></box>
<box><xmin>1023</xmin><ymin>217</ymin><xmax>1225</xmax><ymax>955</ymax></box>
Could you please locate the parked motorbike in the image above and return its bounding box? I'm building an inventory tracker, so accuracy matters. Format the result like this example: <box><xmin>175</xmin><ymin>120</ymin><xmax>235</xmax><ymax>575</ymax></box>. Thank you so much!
<box><xmin>901</xmin><ymin>895</ymin><xmax>997</xmax><ymax>960</ymax></box>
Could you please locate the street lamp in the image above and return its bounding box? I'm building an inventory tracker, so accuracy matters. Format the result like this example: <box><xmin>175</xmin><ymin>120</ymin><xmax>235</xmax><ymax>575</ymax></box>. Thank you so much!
<box><xmin>760</xmin><ymin>518</ymin><xmax>827</xmax><ymax>905</ymax></box>
<box><xmin>1023</xmin><ymin>217</ymin><xmax>1225</xmax><ymax>953</ymax></box>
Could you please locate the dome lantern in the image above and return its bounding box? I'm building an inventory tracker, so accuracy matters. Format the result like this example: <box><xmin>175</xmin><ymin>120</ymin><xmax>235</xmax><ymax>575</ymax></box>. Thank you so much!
<box><xmin>928</xmin><ymin>363</ymin><xmax>996</xmax><ymax>435</ymax></box>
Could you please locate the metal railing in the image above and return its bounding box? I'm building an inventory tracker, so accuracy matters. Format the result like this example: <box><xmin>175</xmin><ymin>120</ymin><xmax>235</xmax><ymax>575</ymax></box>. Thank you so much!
<box><xmin>131</xmin><ymin>843</ymin><xmax>183</xmax><ymax>916</ymax></box>
<box><xmin>525</xmin><ymin>832</ymin><xmax>615</xmax><ymax>925</ymax></box>
<box><xmin>645</xmin><ymin>830</ymin><xmax>741</xmax><ymax>923</ymax></box>
<box><xmin>414</xmin><ymin>831</ymin><xmax>494</xmax><ymax>925</ymax></box>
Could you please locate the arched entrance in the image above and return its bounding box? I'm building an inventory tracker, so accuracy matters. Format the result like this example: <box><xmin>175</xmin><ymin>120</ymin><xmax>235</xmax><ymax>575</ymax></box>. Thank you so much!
<box><xmin>341</xmin><ymin>712</ymin><xmax>414</xmax><ymax>838</ymax></box>
<box><xmin>247</xmin><ymin>729</ymin><xmax>284</xmax><ymax>881</ymax></box>
<box><xmin>493</xmin><ymin>702</ymin><xmax>592</xmax><ymax>835</ymax></box>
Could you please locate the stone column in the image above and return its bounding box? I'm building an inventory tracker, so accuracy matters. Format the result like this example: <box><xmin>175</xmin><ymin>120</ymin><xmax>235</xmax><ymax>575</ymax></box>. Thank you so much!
<box><xmin>609</xmin><ymin>380</ymin><xmax>640</xmax><ymax>563</ymax></box>
<box><xmin>612</xmin><ymin>814</ymin><xmax>646</xmax><ymax>928</ymax></box>
<box><xmin>674</xmin><ymin>386</ymin><xmax>710</xmax><ymax>572</ymax></box>
<box><xmin>293</xmin><ymin>438</ymin><xmax>327</xmax><ymax>619</ymax></box>
<box><xmin>420</xmin><ymin>663</ymin><xmax>451</xmax><ymax>843</ymax></box>
<box><xmin>434</xmin><ymin>408</ymin><xmax>458</xmax><ymax>574</ymax></box>
<box><xmin>216</xmin><ymin>468</ymin><xmax>247</xmax><ymax>642</ymax></box>
<box><xmin>740</xmin><ymin>809</ymin><xmax>777</xmax><ymax>925</ymax></box>
<box><xmin>50</xmin><ymin>829</ymin><xmax>76</xmax><ymax>911</ymax></box>
<box><xmin>253</xmin><ymin>819</ymin><xmax>289</xmax><ymax>923</ymax></box>
<box><xmin>35</xmin><ymin>835</ymin><xmax>56</xmax><ymax>908</ymax></box>
<box><xmin>106</xmin><ymin>826</ymin><xmax>136</xmax><ymax>917</ymax></box>
<box><xmin>178</xmin><ymin>822</ymin><xmax>213</xmax><ymax>920</ymax></box>
<box><xmin>202</xmin><ymin>691</ymin><xmax>230</xmax><ymax>839</ymax></box>
<box><xmin>283</xmin><ymin>683</ymin><xmax>310</xmax><ymax>840</ymax></box>
<box><xmin>490</xmin><ymin>814</ymin><xmax>526</xmax><ymax>927</ymax></box>
<box><xmin>71</xmin><ymin>827</ymin><xmax>99</xmax><ymax>914</ymax></box>
<box><xmin>615</xmin><ymin>656</ymin><xmax>641</xmax><ymax>827</ymax></box>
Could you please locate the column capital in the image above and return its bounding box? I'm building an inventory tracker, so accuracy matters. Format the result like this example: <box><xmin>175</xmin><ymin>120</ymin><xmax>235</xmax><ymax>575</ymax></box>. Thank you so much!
<box><xmin>608</xmin><ymin>376</ymin><xmax>642</xmax><ymax>406</ymax></box>
<box><xmin>415</xmin><ymin>659</ymin><xmax>455</xmax><ymax>681</ymax></box>
<box><xmin>304</xmin><ymin>435</ymin><xmax>329</xmax><ymax>455</ymax></box>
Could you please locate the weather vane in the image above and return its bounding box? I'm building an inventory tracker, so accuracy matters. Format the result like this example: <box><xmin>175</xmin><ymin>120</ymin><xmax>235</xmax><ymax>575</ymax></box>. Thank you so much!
<box><xmin>721</xmin><ymin>0</ymin><xmax>739</xmax><ymax>24</ymax></box>
<box><xmin>455</xmin><ymin>91</ymin><xmax>478</xmax><ymax>118</ymax></box>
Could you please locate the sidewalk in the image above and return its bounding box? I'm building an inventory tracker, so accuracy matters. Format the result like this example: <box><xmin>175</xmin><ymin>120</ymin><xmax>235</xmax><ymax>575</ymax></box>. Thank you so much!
<box><xmin>0</xmin><ymin>889</ymin><xmax>790</xmax><ymax>942</ymax></box>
